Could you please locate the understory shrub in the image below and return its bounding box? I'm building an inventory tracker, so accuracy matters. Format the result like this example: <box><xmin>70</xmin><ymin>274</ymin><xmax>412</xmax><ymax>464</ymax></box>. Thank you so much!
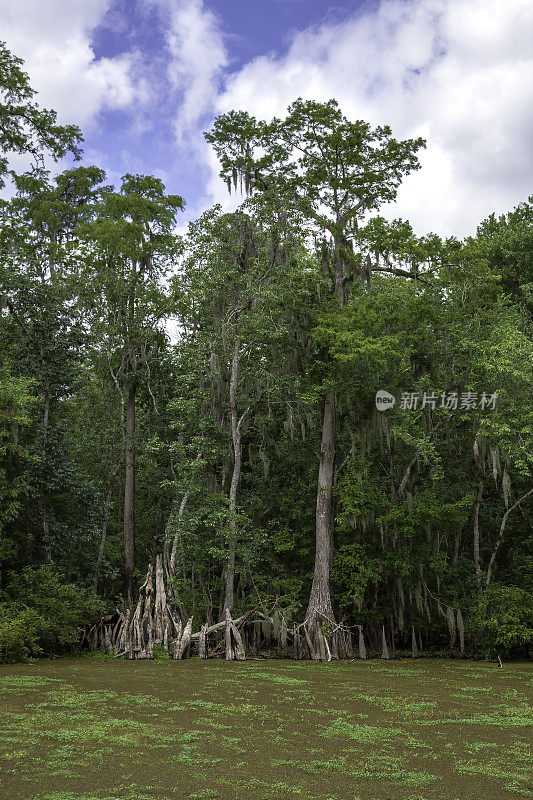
<box><xmin>0</xmin><ymin>604</ymin><xmax>42</xmax><ymax>663</ymax></box>
<box><xmin>468</xmin><ymin>583</ymin><xmax>533</xmax><ymax>658</ymax></box>
<box><xmin>0</xmin><ymin>566</ymin><xmax>104</xmax><ymax>663</ymax></box>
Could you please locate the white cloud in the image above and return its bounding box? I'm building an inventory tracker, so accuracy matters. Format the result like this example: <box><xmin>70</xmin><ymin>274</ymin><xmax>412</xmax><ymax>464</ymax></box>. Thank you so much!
<box><xmin>209</xmin><ymin>0</ymin><xmax>533</xmax><ymax>237</ymax></box>
<box><xmin>3</xmin><ymin>0</ymin><xmax>530</xmax><ymax>236</ymax></box>
<box><xmin>156</xmin><ymin>0</ymin><xmax>227</xmax><ymax>143</ymax></box>
<box><xmin>0</xmin><ymin>0</ymin><xmax>144</xmax><ymax>129</ymax></box>
<box><xmin>148</xmin><ymin>0</ymin><xmax>231</xmax><ymax>219</ymax></box>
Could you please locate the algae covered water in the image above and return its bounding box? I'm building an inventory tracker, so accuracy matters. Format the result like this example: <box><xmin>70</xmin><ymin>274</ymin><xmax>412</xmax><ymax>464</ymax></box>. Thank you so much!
<box><xmin>0</xmin><ymin>658</ymin><xmax>531</xmax><ymax>800</ymax></box>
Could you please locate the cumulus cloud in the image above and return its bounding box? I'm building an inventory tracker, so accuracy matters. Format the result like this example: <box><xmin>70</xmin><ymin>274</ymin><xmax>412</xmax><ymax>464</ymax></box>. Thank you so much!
<box><xmin>2</xmin><ymin>0</ymin><xmax>530</xmax><ymax>236</ymax></box>
<box><xmin>0</xmin><ymin>0</ymin><xmax>145</xmax><ymax>129</ymax></box>
<box><xmin>146</xmin><ymin>0</ymin><xmax>232</xmax><ymax>219</ymax></box>
<box><xmin>211</xmin><ymin>0</ymin><xmax>533</xmax><ymax>237</ymax></box>
<box><xmin>156</xmin><ymin>0</ymin><xmax>227</xmax><ymax>144</ymax></box>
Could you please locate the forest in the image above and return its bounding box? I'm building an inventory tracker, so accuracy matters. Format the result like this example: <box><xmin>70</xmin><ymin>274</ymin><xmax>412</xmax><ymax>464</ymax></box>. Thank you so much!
<box><xmin>0</xmin><ymin>40</ymin><xmax>532</xmax><ymax>665</ymax></box>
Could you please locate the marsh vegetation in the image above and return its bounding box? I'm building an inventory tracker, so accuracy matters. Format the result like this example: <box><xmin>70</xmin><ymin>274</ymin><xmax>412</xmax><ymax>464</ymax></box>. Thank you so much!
<box><xmin>0</xmin><ymin>658</ymin><xmax>531</xmax><ymax>800</ymax></box>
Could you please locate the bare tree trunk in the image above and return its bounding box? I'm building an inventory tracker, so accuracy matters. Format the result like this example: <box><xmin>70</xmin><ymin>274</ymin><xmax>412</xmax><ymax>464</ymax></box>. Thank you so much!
<box><xmin>473</xmin><ymin>478</ymin><xmax>484</xmax><ymax>595</ymax></box>
<box><xmin>222</xmin><ymin>339</ymin><xmax>241</xmax><ymax>616</ymax></box>
<box><xmin>168</xmin><ymin>489</ymin><xmax>191</xmax><ymax>575</ymax></box>
<box><xmin>302</xmin><ymin>231</ymin><xmax>352</xmax><ymax>656</ymax></box>
<box><xmin>93</xmin><ymin>465</ymin><xmax>120</xmax><ymax>592</ymax></box>
<box><xmin>124</xmin><ymin>383</ymin><xmax>136</xmax><ymax>604</ymax></box>
<box><xmin>38</xmin><ymin>389</ymin><xmax>51</xmax><ymax>561</ymax></box>
<box><xmin>411</xmin><ymin>626</ymin><xmax>419</xmax><ymax>658</ymax></box>
<box><xmin>305</xmin><ymin>391</ymin><xmax>337</xmax><ymax>652</ymax></box>
<box><xmin>486</xmin><ymin>488</ymin><xmax>533</xmax><ymax>587</ymax></box>
<box><xmin>381</xmin><ymin>624</ymin><xmax>390</xmax><ymax>659</ymax></box>
<box><xmin>358</xmin><ymin>625</ymin><xmax>367</xmax><ymax>659</ymax></box>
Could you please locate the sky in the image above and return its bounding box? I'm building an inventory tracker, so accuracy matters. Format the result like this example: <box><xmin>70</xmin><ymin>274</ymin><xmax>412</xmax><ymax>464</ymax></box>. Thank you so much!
<box><xmin>1</xmin><ymin>0</ymin><xmax>532</xmax><ymax>238</ymax></box>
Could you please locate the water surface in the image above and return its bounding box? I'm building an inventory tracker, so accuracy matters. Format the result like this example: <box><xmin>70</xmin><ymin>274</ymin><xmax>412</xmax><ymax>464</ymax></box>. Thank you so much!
<box><xmin>0</xmin><ymin>657</ymin><xmax>531</xmax><ymax>799</ymax></box>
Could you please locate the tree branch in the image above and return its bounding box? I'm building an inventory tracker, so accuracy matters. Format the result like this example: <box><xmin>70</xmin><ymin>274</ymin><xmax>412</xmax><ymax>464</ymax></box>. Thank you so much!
<box><xmin>485</xmin><ymin>488</ymin><xmax>533</xmax><ymax>587</ymax></box>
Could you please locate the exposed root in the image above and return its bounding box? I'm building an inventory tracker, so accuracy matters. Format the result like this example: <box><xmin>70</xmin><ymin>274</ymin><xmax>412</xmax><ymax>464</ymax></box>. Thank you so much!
<box><xmin>87</xmin><ymin>555</ymin><xmax>374</xmax><ymax>662</ymax></box>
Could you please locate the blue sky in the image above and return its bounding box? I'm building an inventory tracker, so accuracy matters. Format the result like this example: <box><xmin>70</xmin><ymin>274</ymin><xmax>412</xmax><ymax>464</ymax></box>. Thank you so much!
<box><xmin>86</xmin><ymin>0</ymin><xmax>370</xmax><ymax>217</ymax></box>
<box><xmin>1</xmin><ymin>0</ymin><xmax>532</xmax><ymax>236</ymax></box>
<box><xmin>91</xmin><ymin>1</ymin><xmax>368</xmax><ymax>73</ymax></box>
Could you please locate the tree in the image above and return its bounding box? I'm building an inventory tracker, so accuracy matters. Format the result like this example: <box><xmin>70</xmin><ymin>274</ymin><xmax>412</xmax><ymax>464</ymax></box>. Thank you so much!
<box><xmin>78</xmin><ymin>174</ymin><xmax>184</xmax><ymax>601</ymax></box>
<box><xmin>174</xmin><ymin>204</ymin><xmax>311</xmax><ymax>617</ymax></box>
<box><xmin>206</xmin><ymin>98</ymin><xmax>425</xmax><ymax>654</ymax></box>
<box><xmin>0</xmin><ymin>167</ymin><xmax>107</xmax><ymax>565</ymax></box>
<box><xmin>0</xmin><ymin>41</ymin><xmax>82</xmax><ymax>186</ymax></box>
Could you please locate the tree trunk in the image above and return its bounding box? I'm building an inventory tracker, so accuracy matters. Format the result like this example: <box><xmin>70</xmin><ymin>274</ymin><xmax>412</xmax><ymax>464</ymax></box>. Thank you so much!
<box><xmin>222</xmin><ymin>338</ymin><xmax>241</xmax><ymax>617</ymax></box>
<box><xmin>166</xmin><ymin>451</ymin><xmax>202</xmax><ymax>579</ymax></box>
<box><xmin>303</xmin><ymin>231</ymin><xmax>350</xmax><ymax>655</ymax></box>
<box><xmin>411</xmin><ymin>626</ymin><xmax>419</xmax><ymax>658</ymax></box>
<box><xmin>486</xmin><ymin>488</ymin><xmax>533</xmax><ymax>587</ymax></box>
<box><xmin>473</xmin><ymin>478</ymin><xmax>484</xmax><ymax>595</ymax></box>
<box><xmin>381</xmin><ymin>624</ymin><xmax>390</xmax><ymax>659</ymax></box>
<box><xmin>37</xmin><ymin>388</ymin><xmax>51</xmax><ymax>561</ymax></box>
<box><xmin>305</xmin><ymin>391</ymin><xmax>337</xmax><ymax>653</ymax></box>
<box><xmin>358</xmin><ymin>625</ymin><xmax>367</xmax><ymax>659</ymax></box>
<box><xmin>124</xmin><ymin>383</ymin><xmax>136</xmax><ymax>604</ymax></box>
<box><xmin>198</xmin><ymin>624</ymin><xmax>208</xmax><ymax>658</ymax></box>
<box><xmin>93</xmin><ymin>466</ymin><xmax>120</xmax><ymax>592</ymax></box>
<box><xmin>169</xmin><ymin>489</ymin><xmax>191</xmax><ymax>576</ymax></box>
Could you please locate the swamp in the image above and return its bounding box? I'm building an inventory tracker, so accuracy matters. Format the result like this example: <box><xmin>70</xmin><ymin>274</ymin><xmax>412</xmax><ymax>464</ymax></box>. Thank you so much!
<box><xmin>0</xmin><ymin>658</ymin><xmax>531</xmax><ymax>800</ymax></box>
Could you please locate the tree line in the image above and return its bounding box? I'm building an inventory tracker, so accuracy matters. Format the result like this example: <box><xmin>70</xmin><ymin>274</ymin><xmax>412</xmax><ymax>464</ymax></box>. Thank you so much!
<box><xmin>0</xmin><ymin>42</ymin><xmax>531</xmax><ymax>662</ymax></box>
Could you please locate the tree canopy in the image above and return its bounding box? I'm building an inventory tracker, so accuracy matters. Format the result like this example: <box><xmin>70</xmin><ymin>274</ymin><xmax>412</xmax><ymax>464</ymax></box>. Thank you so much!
<box><xmin>0</xmin><ymin>43</ymin><xmax>531</xmax><ymax>662</ymax></box>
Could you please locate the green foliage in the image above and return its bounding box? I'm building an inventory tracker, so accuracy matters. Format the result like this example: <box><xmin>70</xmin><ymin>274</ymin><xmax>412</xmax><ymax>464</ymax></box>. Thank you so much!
<box><xmin>0</xmin><ymin>368</ymin><xmax>37</xmax><ymax>537</ymax></box>
<box><xmin>206</xmin><ymin>97</ymin><xmax>425</xmax><ymax>225</ymax></box>
<box><xmin>0</xmin><ymin>566</ymin><xmax>104</xmax><ymax>662</ymax></box>
<box><xmin>152</xmin><ymin>643</ymin><xmax>171</xmax><ymax>660</ymax></box>
<box><xmin>468</xmin><ymin>584</ymin><xmax>533</xmax><ymax>658</ymax></box>
<box><xmin>0</xmin><ymin>43</ymin><xmax>531</xmax><ymax>661</ymax></box>
<box><xmin>0</xmin><ymin>41</ymin><xmax>82</xmax><ymax>186</ymax></box>
<box><xmin>472</xmin><ymin>196</ymin><xmax>533</xmax><ymax>315</ymax></box>
<box><xmin>0</xmin><ymin>604</ymin><xmax>42</xmax><ymax>662</ymax></box>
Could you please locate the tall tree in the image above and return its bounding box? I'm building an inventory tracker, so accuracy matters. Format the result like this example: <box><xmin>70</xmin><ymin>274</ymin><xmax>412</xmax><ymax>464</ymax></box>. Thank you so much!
<box><xmin>78</xmin><ymin>175</ymin><xmax>183</xmax><ymax>601</ymax></box>
<box><xmin>176</xmin><ymin>205</ymin><xmax>307</xmax><ymax>616</ymax></box>
<box><xmin>0</xmin><ymin>167</ymin><xmax>107</xmax><ymax>563</ymax></box>
<box><xmin>0</xmin><ymin>41</ymin><xmax>82</xmax><ymax>187</ymax></box>
<box><xmin>206</xmin><ymin>98</ymin><xmax>425</xmax><ymax>653</ymax></box>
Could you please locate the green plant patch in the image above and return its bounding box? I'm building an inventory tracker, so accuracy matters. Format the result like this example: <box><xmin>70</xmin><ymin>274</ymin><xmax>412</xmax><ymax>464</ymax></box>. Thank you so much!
<box><xmin>244</xmin><ymin>670</ymin><xmax>308</xmax><ymax>686</ymax></box>
<box><xmin>0</xmin><ymin>658</ymin><xmax>531</xmax><ymax>800</ymax></box>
